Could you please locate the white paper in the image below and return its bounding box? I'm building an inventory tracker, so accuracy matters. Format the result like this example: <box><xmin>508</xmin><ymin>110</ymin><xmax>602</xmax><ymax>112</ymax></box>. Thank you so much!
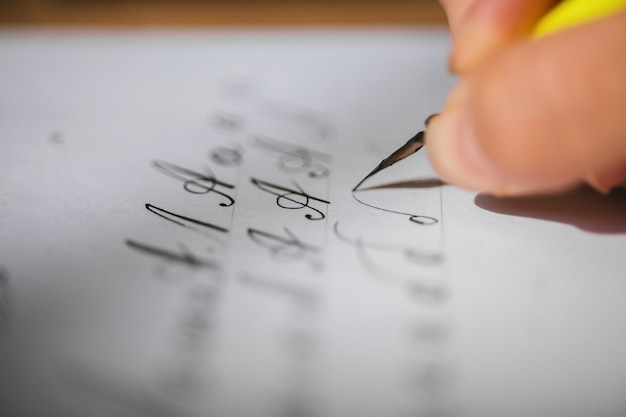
<box><xmin>1</xmin><ymin>29</ymin><xmax>626</xmax><ymax>417</ymax></box>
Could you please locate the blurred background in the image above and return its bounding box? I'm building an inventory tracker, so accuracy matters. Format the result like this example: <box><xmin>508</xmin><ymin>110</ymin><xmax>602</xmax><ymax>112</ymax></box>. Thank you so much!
<box><xmin>0</xmin><ymin>0</ymin><xmax>447</xmax><ymax>27</ymax></box>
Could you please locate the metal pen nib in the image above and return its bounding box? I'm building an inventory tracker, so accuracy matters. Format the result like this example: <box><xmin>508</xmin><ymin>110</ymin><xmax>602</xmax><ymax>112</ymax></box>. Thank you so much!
<box><xmin>352</xmin><ymin>130</ymin><xmax>425</xmax><ymax>192</ymax></box>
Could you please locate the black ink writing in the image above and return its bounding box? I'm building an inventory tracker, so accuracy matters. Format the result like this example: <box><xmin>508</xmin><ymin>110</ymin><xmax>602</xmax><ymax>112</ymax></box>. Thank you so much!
<box><xmin>146</xmin><ymin>204</ymin><xmax>228</xmax><ymax>234</ymax></box>
<box><xmin>248</xmin><ymin>227</ymin><xmax>320</xmax><ymax>260</ymax></box>
<box><xmin>125</xmin><ymin>239</ymin><xmax>219</xmax><ymax>270</ymax></box>
<box><xmin>251</xmin><ymin>178</ymin><xmax>330</xmax><ymax>220</ymax></box>
<box><xmin>208</xmin><ymin>146</ymin><xmax>243</xmax><ymax>167</ymax></box>
<box><xmin>352</xmin><ymin>192</ymin><xmax>438</xmax><ymax>225</ymax></box>
<box><xmin>252</xmin><ymin>136</ymin><xmax>330</xmax><ymax>179</ymax></box>
<box><xmin>152</xmin><ymin>160</ymin><xmax>235</xmax><ymax>207</ymax></box>
<box><xmin>333</xmin><ymin>222</ymin><xmax>443</xmax><ymax>266</ymax></box>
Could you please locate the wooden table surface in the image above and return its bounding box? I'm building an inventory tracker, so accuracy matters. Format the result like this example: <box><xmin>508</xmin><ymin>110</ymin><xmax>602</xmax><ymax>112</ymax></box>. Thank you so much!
<box><xmin>0</xmin><ymin>0</ymin><xmax>448</xmax><ymax>27</ymax></box>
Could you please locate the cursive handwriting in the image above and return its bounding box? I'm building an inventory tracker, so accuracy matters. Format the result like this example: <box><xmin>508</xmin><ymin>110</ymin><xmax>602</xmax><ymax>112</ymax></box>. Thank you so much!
<box><xmin>250</xmin><ymin>178</ymin><xmax>330</xmax><ymax>221</ymax></box>
<box><xmin>333</xmin><ymin>222</ymin><xmax>443</xmax><ymax>266</ymax></box>
<box><xmin>145</xmin><ymin>203</ymin><xmax>228</xmax><ymax>251</ymax></box>
<box><xmin>247</xmin><ymin>227</ymin><xmax>320</xmax><ymax>260</ymax></box>
<box><xmin>126</xmin><ymin>239</ymin><xmax>219</xmax><ymax>270</ymax></box>
<box><xmin>153</xmin><ymin>160</ymin><xmax>235</xmax><ymax>207</ymax></box>
<box><xmin>208</xmin><ymin>145</ymin><xmax>244</xmax><ymax>167</ymax></box>
<box><xmin>251</xmin><ymin>136</ymin><xmax>330</xmax><ymax>179</ymax></box>
<box><xmin>146</xmin><ymin>204</ymin><xmax>228</xmax><ymax>234</ymax></box>
<box><xmin>352</xmin><ymin>192</ymin><xmax>438</xmax><ymax>225</ymax></box>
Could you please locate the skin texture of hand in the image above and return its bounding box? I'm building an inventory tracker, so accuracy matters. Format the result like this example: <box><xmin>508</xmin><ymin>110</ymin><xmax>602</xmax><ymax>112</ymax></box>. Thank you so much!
<box><xmin>427</xmin><ymin>0</ymin><xmax>626</xmax><ymax>195</ymax></box>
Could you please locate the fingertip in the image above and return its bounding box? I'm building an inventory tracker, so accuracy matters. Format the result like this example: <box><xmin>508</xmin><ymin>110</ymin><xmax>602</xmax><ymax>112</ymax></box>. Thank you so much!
<box><xmin>426</xmin><ymin>83</ymin><xmax>509</xmax><ymax>194</ymax></box>
<box><xmin>426</xmin><ymin>75</ymin><xmax>578</xmax><ymax>196</ymax></box>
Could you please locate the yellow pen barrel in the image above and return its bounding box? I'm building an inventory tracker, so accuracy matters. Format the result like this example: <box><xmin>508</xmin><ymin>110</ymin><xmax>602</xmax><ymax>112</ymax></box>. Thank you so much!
<box><xmin>533</xmin><ymin>0</ymin><xmax>626</xmax><ymax>37</ymax></box>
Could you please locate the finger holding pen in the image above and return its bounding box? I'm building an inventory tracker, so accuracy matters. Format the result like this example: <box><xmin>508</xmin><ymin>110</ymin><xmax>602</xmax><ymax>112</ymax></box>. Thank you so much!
<box><xmin>427</xmin><ymin>0</ymin><xmax>626</xmax><ymax>195</ymax></box>
<box><xmin>442</xmin><ymin>0</ymin><xmax>559</xmax><ymax>73</ymax></box>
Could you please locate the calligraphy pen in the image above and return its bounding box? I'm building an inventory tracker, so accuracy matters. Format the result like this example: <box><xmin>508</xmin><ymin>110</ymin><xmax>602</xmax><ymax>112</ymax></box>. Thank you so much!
<box><xmin>352</xmin><ymin>114</ymin><xmax>436</xmax><ymax>192</ymax></box>
<box><xmin>353</xmin><ymin>0</ymin><xmax>626</xmax><ymax>192</ymax></box>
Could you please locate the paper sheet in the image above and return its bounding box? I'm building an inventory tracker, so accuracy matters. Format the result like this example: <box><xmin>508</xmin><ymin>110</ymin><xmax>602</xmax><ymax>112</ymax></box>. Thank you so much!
<box><xmin>2</xmin><ymin>29</ymin><xmax>626</xmax><ymax>417</ymax></box>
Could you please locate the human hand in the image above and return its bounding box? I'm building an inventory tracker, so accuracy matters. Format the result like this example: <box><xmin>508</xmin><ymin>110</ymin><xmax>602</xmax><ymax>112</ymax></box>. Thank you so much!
<box><xmin>426</xmin><ymin>0</ymin><xmax>626</xmax><ymax>195</ymax></box>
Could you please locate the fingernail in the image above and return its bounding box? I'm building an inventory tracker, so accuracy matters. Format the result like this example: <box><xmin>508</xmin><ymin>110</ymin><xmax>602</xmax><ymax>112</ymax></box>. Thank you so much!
<box><xmin>424</xmin><ymin>113</ymin><xmax>439</xmax><ymax>127</ymax></box>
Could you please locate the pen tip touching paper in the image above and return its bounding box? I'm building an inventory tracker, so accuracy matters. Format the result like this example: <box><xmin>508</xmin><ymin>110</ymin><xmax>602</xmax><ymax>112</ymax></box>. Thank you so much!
<box><xmin>352</xmin><ymin>130</ymin><xmax>426</xmax><ymax>192</ymax></box>
<box><xmin>352</xmin><ymin>114</ymin><xmax>438</xmax><ymax>192</ymax></box>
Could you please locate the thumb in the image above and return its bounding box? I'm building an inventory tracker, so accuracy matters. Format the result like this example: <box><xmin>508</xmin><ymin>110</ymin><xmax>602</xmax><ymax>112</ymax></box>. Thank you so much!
<box><xmin>426</xmin><ymin>10</ymin><xmax>626</xmax><ymax>196</ymax></box>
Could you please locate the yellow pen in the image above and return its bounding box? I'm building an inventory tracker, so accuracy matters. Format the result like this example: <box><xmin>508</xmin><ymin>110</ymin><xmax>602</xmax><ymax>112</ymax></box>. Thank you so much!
<box><xmin>353</xmin><ymin>0</ymin><xmax>626</xmax><ymax>191</ymax></box>
<box><xmin>533</xmin><ymin>0</ymin><xmax>626</xmax><ymax>37</ymax></box>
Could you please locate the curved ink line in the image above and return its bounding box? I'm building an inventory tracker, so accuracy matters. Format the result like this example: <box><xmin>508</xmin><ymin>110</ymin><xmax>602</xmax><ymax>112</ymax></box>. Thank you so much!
<box><xmin>277</xmin><ymin>150</ymin><xmax>329</xmax><ymax>178</ymax></box>
<box><xmin>209</xmin><ymin>146</ymin><xmax>244</xmax><ymax>167</ymax></box>
<box><xmin>250</xmin><ymin>178</ymin><xmax>328</xmax><ymax>220</ymax></box>
<box><xmin>247</xmin><ymin>228</ymin><xmax>319</xmax><ymax>259</ymax></box>
<box><xmin>333</xmin><ymin>222</ymin><xmax>443</xmax><ymax>265</ymax></box>
<box><xmin>255</xmin><ymin>139</ymin><xmax>313</xmax><ymax>171</ymax></box>
<box><xmin>307</xmin><ymin>164</ymin><xmax>330</xmax><ymax>179</ymax></box>
<box><xmin>145</xmin><ymin>204</ymin><xmax>228</xmax><ymax>233</ymax></box>
<box><xmin>351</xmin><ymin>192</ymin><xmax>438</xmax><ymax>225</ymax></box>
<box><xmin>253</xmin><ymin>136</ymin><xmax>330</xmax><ymax>179</ymax></box>
<box><xmin>253</xmin><ymin>136</ymin><xmax>331</xmax><ymax>161</ymax></box>
<box><xmin>334</xmin><ymin>223</ymin><xmax>442</xmax><ymax>284</ymax></box>
<box><xmin>153</xmin><ymin>160</ymin><xmax>235</xmax><ymax>207</ymax></box>
<box><xmin>125</xmin><ymin>239</ymin><xmax>219</xmax><ymax>270</ymax></box>
<box><xmin>275</xmin><ymin>193</ymin><xmax>325</xmax><ymax>220</ymax></box>
<box><xmin>153</xmin><ymin>160</ymin><xmax>234</xmax><ymax>189</ymax></box>
<box><xmin>182</xmin><ymin>180</ymin><xmax>235</xmax><ymax>207</ymax></box>
<box><xmin>351</xmin><ymin>236</ymin><xmax>393</xmax><ymax>282</ymax></box>
<box><xmin>251</xmin><ymin>178</ymin><xmax>330</xmax><ymax>203</ymax></box>
<box><xmin>277</xmin><ymin>151</ymin><xmax>316</xmax><ymax>176</ymax></box>
<box><xmin>290</xmin><ymin>181</ymin><xmax>325</xmax><ymax>220</ymax></box>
